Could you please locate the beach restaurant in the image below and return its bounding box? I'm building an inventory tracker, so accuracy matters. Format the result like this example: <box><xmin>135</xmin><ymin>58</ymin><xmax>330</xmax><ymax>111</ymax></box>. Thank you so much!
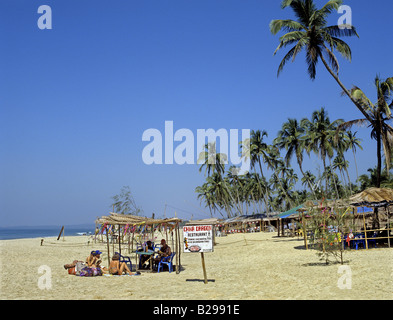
<box><xmin>95</xmin><ymin>212</ymin><xmax>182</xmax><ymax>274</ymax></box>
<box><xmin>273</xmin><ymin>188</ymin><xmax>393</xmax><ymax>249</ymax></box>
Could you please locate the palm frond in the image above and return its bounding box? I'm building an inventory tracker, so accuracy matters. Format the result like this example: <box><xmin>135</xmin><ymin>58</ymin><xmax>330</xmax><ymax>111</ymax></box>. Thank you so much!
<box><xmin>270</xmin><ymin>19</ymin><xmax>306</xmax><ymax>35</ymax></box>
<box><xmin>337</xmin><ymin>119</ymin><xmax>369</xmax><ymax>132</ymax></box>
<box><xmin>319</xmin><ymin>0</ymin><xmax>343</xmax><ymax>14</ymax></box>
<box><xmin>324</xmin><ymin>25</ymin><xmax>359</xmax><ymax>38</ymax></box>
<box><xmin>323</xmin><ymin>44</ymin><xmax>339</xmax><ymax>74</ymax></box>
<box><xmin>331</xmin><ymin>37</ymin><xmax>352</xmax><ymax>61</ymax></box>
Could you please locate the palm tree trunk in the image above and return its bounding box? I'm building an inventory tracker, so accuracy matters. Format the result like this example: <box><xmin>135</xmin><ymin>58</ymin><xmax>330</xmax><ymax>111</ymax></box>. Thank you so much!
<box><xmin>298</xmin><ymin>160</ymin><xmax>317</xmax><ymax>199</ymax></box>
<box><xmin>319</xmin><ymin>53</ymin><xmax>374</xmax><ymax>124</ymax></box>
<box><xmin>352</xmin><ymin>150</ymin><xmax>359</xmax><ymax>183</ymax></box>
<box><xmin>376</xmin><ymin>131</ymin><xmax>382</xmax><ymax>188</ymax></box>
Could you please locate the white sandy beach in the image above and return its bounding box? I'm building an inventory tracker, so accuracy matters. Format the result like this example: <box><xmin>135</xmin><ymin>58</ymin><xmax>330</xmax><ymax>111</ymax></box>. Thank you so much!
<box><xmin>0</xmin><ymin>231</ymin><xmax>392</xmax><ymax>300</ymax></box>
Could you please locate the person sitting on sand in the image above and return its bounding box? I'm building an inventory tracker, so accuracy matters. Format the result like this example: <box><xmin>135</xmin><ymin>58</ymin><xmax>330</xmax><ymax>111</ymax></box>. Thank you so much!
<box><xmin>109</xmin><ymin>253</ymin><xmax>134</xmax><ymax>276</ymax></box>
<box><xmin>86</xmin><ymin>250</ymin><xmax>102</xmax><ymax>267</ymax></box>
<box><xmin>154</xmin><ymin>239</ymin><xmax>171</xmax><ymax>269</ymax></box>
<box><xmin>93</xmin><ymin>250</ymin><xmax>103</xmax><ymax>268</ymax></box>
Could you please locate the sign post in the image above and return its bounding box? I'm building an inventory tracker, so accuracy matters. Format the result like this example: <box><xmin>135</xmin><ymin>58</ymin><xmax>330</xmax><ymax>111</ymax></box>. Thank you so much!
<box><xmin>183</xmin><ymin>225</ymin><xmax>214</xmax><ymax>284</ymax></box>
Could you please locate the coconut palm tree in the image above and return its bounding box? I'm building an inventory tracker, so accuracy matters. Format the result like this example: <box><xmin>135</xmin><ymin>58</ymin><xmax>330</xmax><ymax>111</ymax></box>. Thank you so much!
<box><xmin>301</xmin><ymin>170</ymin><xmax>317</xmax><ymax>197</ymax></box>
<box><xmin>337</xmin><ymin>76</ymin><xmax>393</xmax><ymax>187</ymax></box>
<box><xmin>302</xmin><ymin>107</ymin><xmax>343</xmax><ymax>193</ymax></box>
<box><xmin>332</xmin><ymin>154</ymin><xmax>349</xmax><ymax>195</ymax></box>
<box><xmin>248</xmin><ymin>130</ymin><xmax>270</xmax><ymax>180</ymax></box>
<box><xmin>270</xmin><ymin>0</ymin><xmax>376</xmax><ymax>123</ymax></box>
<box><xmin>346</xmin><ymin>130</ymin><xmax>363</xmax><ymax>181</ymax></box>
<box><xmin>333</xmin><ymin>129</ymin><xmax>353</xmax><ymax>194</ymax></box>
<box><xmin>274</xmin><ymin>118</ymin><xmax>310</xmax><ymax>190</ymax></box>
<box><xmin>197</xmin><ymin>142</ymin><xmax>227</xmax><ymax>178</ymax></box>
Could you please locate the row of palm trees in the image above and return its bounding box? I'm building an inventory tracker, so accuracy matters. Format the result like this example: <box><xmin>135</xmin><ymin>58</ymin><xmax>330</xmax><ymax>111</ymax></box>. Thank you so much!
<box><xmin>271</xmin><ymin>0</ymin><xmax>393</xmax><ymax>187</ymax></box>
<box><xmin>195</xmin><ymin>0</ymin><xmax>393</xmax><ymax>218</ymax></box>
<box><xmin>195</xmin><ymin>108</ymin><xmax>364</xmax><ymax>218</ymax></box>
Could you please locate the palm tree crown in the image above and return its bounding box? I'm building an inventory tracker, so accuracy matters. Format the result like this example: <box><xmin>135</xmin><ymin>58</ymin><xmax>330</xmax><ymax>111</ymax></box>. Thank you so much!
<box><xmin>270</xmin><ymin>0</ymin><xmax>358</xmax><ymax>80</ymax></box>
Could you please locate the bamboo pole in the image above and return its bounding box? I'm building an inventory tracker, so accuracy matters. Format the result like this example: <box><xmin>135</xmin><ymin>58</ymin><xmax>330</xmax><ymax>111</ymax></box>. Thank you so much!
<box><xmin>118</xmin><ymin>225</ymin><xmax>121</xmax><ymax>255</ymax></box>
<box><xmin>175</xmin><ymin>222</ymin><xmax>179</xmax><ymax>274</ymax></box>
<box><xmin>177</xmin><ymin>223</ymin><xmax>181</xmax><ymax>272</ymax></box>
<box><xmin>106</xmin><ymin>227</ymin><xmax>111</xmax><ymax>269</ymax></box>
<box><xmin>387</xmin><ymin>206</ymin><xmax>391</xmax><ymax>248</ymax></box>
<box><xmin>302</xmin><ymin>212</ymin><xmax>308</xmax><ymax>250</ymax></box>
<box><xmin>363</xmin><ymin>211</ymin><xmax>369</xmax><ymax>250</ymax></box>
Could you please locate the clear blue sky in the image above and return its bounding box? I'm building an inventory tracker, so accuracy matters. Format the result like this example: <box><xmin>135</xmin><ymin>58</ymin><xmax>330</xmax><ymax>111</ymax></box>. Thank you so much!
<box><xmin>1</xmin><ymin>0</ymin><xmax>392</xmax><ymax>227</ymax></box>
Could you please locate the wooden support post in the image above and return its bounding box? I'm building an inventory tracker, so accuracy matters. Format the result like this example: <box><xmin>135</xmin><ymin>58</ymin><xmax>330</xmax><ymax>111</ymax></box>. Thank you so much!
<box><xmin>177</xmin><ymin>223</ymin><xmax>181</xmax><ymax>273</ymax></box>
<box><xmin>387</xmin><ymin>206</ymin><xmax>391</xmax><ymax>248</ymax></box>
<box><xmin>106</xmin><ymin>227</ymin><xmax>111</xmax><ymax>269</ymax></box>
<box><xmin>201</xmin><ymin>253</ymin><xmax>208</xmax><ymax>284</ymax></box>
<box><xmin>300</xmin><ymin>211</ymin><xmax>308</xmax><ymax>250</ymax></box>
<box><xmin>175</xmin><ymin>223</ymin><xmax>180</xmax><ymax>274</ymax></box>
<box><xmin>118</xmin><ymin>225</ymin><xmax>121</xmax><ymax>255</ymax></box>
<box><xmin>57</xmin><ymin>226</ymin><xmax>64</xmax><ymax>241</ymax></box>
<box><xmin>363</xmin><ymin>212</ymin><xmax>369</xmax><ymax>250</ymax></box>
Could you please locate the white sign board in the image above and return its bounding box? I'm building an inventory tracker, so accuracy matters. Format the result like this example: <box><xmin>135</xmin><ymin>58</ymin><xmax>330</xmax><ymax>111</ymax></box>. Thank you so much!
<box><xmin>183</xmin><ymin>225</ymin><xmax>214</xmax><ymax>253</ymax></box>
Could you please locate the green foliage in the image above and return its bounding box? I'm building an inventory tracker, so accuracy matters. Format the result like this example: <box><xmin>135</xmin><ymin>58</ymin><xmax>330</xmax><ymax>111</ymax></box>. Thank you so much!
<box><xmin>306</xmin><ymin>203</ymin><xmax>354</xmax><ymax>265</ymax></box>
<box><xmin>111</xmin><ymin>186</ymin><xmax>142</xmax><ymax>216</ymax></box>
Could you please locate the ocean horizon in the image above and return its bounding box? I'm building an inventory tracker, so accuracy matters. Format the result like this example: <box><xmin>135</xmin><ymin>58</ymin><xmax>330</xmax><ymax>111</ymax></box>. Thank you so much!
<box><xmin>0</xmin><ymin>224</ymin><xmax>96</xmax><ymax>240</ymax></box>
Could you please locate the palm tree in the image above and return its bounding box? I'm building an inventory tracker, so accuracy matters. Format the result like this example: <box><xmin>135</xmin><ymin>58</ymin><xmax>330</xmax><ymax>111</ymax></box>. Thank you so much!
<box><xmin>270</xmin><ymin>0</ymin><xmax>376</xmax><ymax>123</ymax></box>
<box><xmin>333</xmin><ymin>130</ymin><xmax>353</xmax><ymax>194</ymax></box>
<box><xmin>248</xmin><ymin>130</ymin><xmax>270</xmax><ymax>180</ymax></box>
<box><xmin>197</xmin><ymin>142</ymin><xmax>227</xmax><ymax>178</ymax></box>
<box><xmin>346</xmin><ymin>131</ymin><xmax>363</xmax><ymax>181</ymax></box>
<box><xmin>332</xmin><ymin>154</ymin><xmax>350</xmax><ymax>195</ymax></box>
<box><xmin>195</xmin><ymin>182</ymin><xmax>220</xmax><ymax>217</ymax></box>
<box><xmin>337</xmin><ymin>76</ymin><xmax>393</xmax><ymax>187</ymax></box>
<box><xmin>274</xmin><ymin>118</ymin><xmax>310</xmax><ymax>188</ymax></box>
<box><xmin>301</xmin><ymin>170</ymin><xmax>317</xmax><ymax>197</ymax></box>
<box><xmin>302</xmin><ymin>107</ymin><xmax>343</xmax><ymax>193</ymax></box>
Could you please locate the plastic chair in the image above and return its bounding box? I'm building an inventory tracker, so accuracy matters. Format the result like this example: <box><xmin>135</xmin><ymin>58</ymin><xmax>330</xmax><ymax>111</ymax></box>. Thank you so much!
<box><xmin>157</xmin><ymin>252</ymin><xmax>176</xmax><ymax>273</ymax></box>
<box><xmin>367</xmin><ymin>232</ymin><xmax>377</xmax><ymax>248</ymax></box>
<box><xmin>115</xmin><ymin>252</ymin><xmax>133</xmax><ymax>271</ymax></box>
<box><xmin>354</xmin><ymin>234</ymin><xmax>366</xmax><ymax>250</ymax></box>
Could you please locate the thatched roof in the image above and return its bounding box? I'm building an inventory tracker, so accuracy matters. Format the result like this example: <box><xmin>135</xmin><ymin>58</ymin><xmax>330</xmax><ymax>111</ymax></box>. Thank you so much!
<box><xmin>96</xmin><ymin>212</ymin><xmax>182</xmax><ymax>226</ymax></box>
<box><xmin>186</xmin><ymin>218</ymin><xmax>221</xmax><ymax>225</ymax></box>
<box><xmin>349</xmin><ymin>188</ymin><xmax>393</xmax><ymax>207</ymax></box>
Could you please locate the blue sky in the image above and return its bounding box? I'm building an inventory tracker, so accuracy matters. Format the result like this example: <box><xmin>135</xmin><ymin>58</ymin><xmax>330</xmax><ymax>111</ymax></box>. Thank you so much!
<box><xmin>1</xmin><ymin>0</ymin><xmax>392</xmax><ymax>227</ymax></box>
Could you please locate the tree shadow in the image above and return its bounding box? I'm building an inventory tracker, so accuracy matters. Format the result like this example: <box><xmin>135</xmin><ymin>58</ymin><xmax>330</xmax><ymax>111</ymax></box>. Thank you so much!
<box><xmin>302</xmin><ymin>260</ymin><xmax>350</xmax><ymax>267</ymax></box>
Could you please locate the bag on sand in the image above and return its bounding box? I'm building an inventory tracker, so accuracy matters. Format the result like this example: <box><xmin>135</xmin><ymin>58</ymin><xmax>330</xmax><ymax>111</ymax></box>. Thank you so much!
<box><xmin>68</xmin><ymin>267</ymin><xmax>76</xmax><ymax>275</ymax></box>
<box><xmin>75</xmin><ymin>261</ymin><xmax>86</xmax><ymax>276</ymax></box>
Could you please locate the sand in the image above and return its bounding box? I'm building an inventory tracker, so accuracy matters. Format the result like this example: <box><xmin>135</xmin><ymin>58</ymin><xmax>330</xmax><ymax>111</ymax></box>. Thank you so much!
<box><xmin>0</xmin><ymin>231</ymin><xmax>392</xmax><ymax>300</ymax></box>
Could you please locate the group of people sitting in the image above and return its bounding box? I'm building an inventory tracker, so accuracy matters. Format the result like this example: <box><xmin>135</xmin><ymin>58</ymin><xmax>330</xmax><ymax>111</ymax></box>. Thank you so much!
<box><xmin>64</xmin><ymin>250</ymin><xmax>137</xmax><ymax>276</ymax></box>
<box><xmin>138</xmin><ymin>239</ymin><xmax>172</xmax><ymax>270</ymax></box>
<box><xmin>63</xmin><ymin>239</ymin><xmax>172</xmax><ymax>276</ymax></box>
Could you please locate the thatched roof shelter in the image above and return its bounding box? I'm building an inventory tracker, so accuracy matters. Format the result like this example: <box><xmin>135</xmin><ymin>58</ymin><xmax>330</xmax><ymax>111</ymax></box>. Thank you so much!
<box><xmin>95</xmin><ymin>212</ymin><xmax>183</xmax><ymax>274</ymax></box>
<box><xmin>96</xmin><ymin>212</ymin><xmax>182</xmax><ymax>226</ymax></box>
<box><xmin>349</xmin><ymin>188</ymin><xmax>393</xmax><ymax>207</ymax></box>
<box><xmin>185</xmin><ymin>218</ymin><xmax>220</xmax><ymax>226</ymax></box>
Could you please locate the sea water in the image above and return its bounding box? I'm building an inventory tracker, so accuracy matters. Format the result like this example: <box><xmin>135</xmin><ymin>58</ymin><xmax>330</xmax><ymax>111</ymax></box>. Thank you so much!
<box><xmin>0</xmin><ymin>225</ymin><xmax>95</xmax><ymax>240</ymax></box>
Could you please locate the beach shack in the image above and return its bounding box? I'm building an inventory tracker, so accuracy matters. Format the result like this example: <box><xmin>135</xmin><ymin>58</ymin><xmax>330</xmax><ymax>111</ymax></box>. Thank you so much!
<box><xmin>95</xmin><ymin>212</ymin><xmax>183</xmax><ymax>273</ymax></box>
<box><xmin>222</xmin><ymin>213</ymin><xmax>279</xmax><ymax>234</ymax></box>
<box><xmin>349</xmin><ymin>187</ymin><xmax>393</xmax><ymax>248</ymax></box>
<box><xmin>286</xmin><ymin>189</ymin><xmax>393</xmax><ymax>250</ymax></box>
